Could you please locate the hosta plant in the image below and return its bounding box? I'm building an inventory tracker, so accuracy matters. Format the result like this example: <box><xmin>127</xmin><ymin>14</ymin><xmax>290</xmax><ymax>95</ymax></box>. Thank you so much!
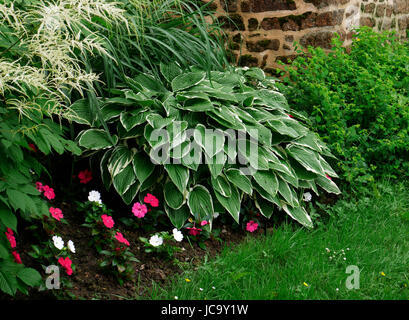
<box><xmin>73</xmin><ymin>65</ymin><xmax>340</xmax><ymax>230</ymax></box>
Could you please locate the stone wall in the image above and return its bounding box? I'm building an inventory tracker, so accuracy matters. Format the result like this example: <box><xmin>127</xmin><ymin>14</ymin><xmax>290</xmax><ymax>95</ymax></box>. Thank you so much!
<box><xmin>205</xmin><ymin>0</ymin><xmax>409</xmax><ymax>73</ymax></box>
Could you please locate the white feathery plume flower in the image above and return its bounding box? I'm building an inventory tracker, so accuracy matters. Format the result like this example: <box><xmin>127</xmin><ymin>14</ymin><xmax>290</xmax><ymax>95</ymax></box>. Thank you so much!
<box><xmin>52</xmin><ymin>235</ymin><xmax>64</xmax><ymax>250</ymax></box>
<box><xmin>172</xmin><ymin>228</ymin><xmax>183</xmax><ymax>242</ymax></box>
<box><xmin>149</xmin><ymin>234</ymin><xmax>163</xmax><ymax>247</ymax></box>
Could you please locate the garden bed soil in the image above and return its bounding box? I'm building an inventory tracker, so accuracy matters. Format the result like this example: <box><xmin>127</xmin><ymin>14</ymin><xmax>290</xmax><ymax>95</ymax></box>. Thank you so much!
<box><xmin>2</xmin><ymin>201</ymin><xmax>247</xmax><ymax>300</ymax></box>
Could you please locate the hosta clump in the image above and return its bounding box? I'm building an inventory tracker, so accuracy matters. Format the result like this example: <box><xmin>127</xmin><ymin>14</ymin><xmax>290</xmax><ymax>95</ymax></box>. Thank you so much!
<box><xmin>73</xmin><ymin>65</ymin><xmax>340</xmax><ymax>229</ymax></box>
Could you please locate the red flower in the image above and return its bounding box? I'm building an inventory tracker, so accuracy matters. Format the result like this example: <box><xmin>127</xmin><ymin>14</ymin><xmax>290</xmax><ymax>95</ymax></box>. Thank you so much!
<box><xmin>58</xmin><ymin>257</ymin><xmax>73</xmax><ymax>276</ymax></box>
<box><xmin>186</xmin><ymin>227</ymin><xmax>202</xmax><ymax>236</ymax></box>
<box><xmin>5</xmin><ymin>228</ymin><xmax>16</xmax><ymax>249</ymax></box>
<box><xmin>35</xmin><ymin>182</ymin><xmax>44</xmax><ymax>192</ymax></box>
<box><xmin>78</xmin><ymin>169</ymin><xmax>92</xmax><ymax>184</ymax></box>
<box><xmin>287</xmin><ymin>114</ymin><xmax>294</xmax><ymax>118</ymax></box>
<box><xmin>42</xmin><ymin>185</ymin><xmax>55</xmax><ymax>200</ymax></box>
<box><xmin>28</xmin><ymin>143</ymin><xmax>37</xmax><ymax>152</ymax></box>
<box><xmin>101</xmin><ymin>214</ymin><xmax>115</xmax><ymax>229</ymax></box>
<box><xmin>144</xmin><ymin>193</ymin><xmax>159</xmax><ymax>207</ymax></box>
<box><xmin>115</xmin><ymin>232</ymin><xmax>130</xmax><ymax>246</ymax></box>
<box><xmin>49</xmin><ymin>207</ymin><xmax>63</xmax><ymax>221</ymax></box>
<box><xmin>326</xmin><ymin>174</ymin><xmax>332</xmax><ymax>180</ymax></box>
<box><xmin>12</xmin><ymin>251</ymin><xmax>22</xmax><ymax>264</ymax></box>
<box><xmin>246</xmin><ymin>220</ymin><xmax>258</xmax><ymax>233</ymax></box>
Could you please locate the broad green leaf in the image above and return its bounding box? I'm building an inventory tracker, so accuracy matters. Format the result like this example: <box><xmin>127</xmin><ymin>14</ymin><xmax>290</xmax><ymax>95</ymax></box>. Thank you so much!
<box><xmin>0</xmin><ymin>204</ymin><xmax>17</xmax><ymax>231</ymax></box>
<box><xmin>253</xmin><ymin>170</ymin><xmax>279</xmax><ymax>196</ymax></box>
<box><xmin>282</xmin><ymin>204</ymin><xmax>313</xmax><ymax>228</ymax></box>
<box><xmin>214</xmin><ymin>185</ymin><xmax>240</xmax><ymax>223</ymax></box>
<box><xmin>132</xmin><ymin>152</ymin><xmax>155</xmax><ymax>184</ymax></box>
<box><xmin>164</xmin><ymin>204</ymin><xmax>190</xmax><ymax>229</ymax></box>
<box><xmin>255</xmin><ymin>195</ymin><xmax>275</xmax><ymax>218</ymax></box>
<box><xmin>316</xmin><ymin>176</ymin><xmax>341</xmax><ymax>194</ymax></box>
<box><xmin>171</xmin><ymin>71</ymin><xmax>206</xmax><ymax>92</ymax></box>
<box><xmin>119</xmin><ymin>109</ymin><xmax>149</xmax><ymax>131</ymax></box>
<box><xmin>160</xmin><ymin>61</ymin><xmax>182</xmax><ymax>83</ymax></box>
<box><xmin>164</xmin><ymin>180</ymin><xmax>185</xmax><ymax>209</ymax></box>
<box><xmin>108</xmin><ymin>146</ymin><xmax>134</xmax><ymax>177</ymax></box>
<box><xmin>0</xmin><ymin>270</ymin><xmax>16</xmax><ymax>296</ymax></box>
<box><xmin>165</xmin><ymin>164</ymin><xmax>189</xmax><ymax>194</ymax></box>
<box><xmin>121</xmin><ymin>182</ymin><xmax>140</xmax><ymax>205</ymax></box>
<box><xmin>113</xmin><ymin>165</ymin><xmax>136</xmax><ymax>196</ymax></box>
<box><xmin>69</xmin><ymin>98</ymin><xmax>92</xmax><ymax>125</ymax></box>
<box><xmin>187</xmin><ymin>185</ymin><xmax>214</xmax><ymax>221</ymax></box>
<box><xmin>17</xmin><ymin>268</ymin><xmax>42</xmax><ymax>287</ymax></box>
<box><xmin>78</xmin><ymin>129</ymin><xmax>118</xmax><ymax>150</ymax></box>
<box><xmin>286</xmin><ymin>145</ymin><xmax>326</xmax><ymax>176</ymax></box>
<box><xmin>100</xmin><ymin>149</ymin><xmax>113</xmax><ymax>190</ymax></box>
<box><xmin>210</xmin><ymin>174</ymin><xmax>232</xmax><ymax>198</ymax></box>
<box><xmin>225</xmin><ymin>168</ymin><xmax>253</xmax><ymax>195</ymax></box>
<box><xmin>277</xmin><ymin>178</ymin><xmax>298</xmax><ymax>207</ymax></box>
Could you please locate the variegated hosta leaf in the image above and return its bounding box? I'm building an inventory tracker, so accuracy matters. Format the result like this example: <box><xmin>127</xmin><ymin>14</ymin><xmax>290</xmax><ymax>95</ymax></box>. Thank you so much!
<box><xmin>164</xmin><ymin>180</ymin><xmax>185</xmax><ymax>210</ymax></box>
<box><xmin>187</xmin><ymin>185</ymin><xmax>214</xmax><ymax>221</ymax></box>
<box><xmin>164</xmin><ymin>164</ymin><xmax>189</xmax><ymax>194</ymax></box>
<box><xmin>214</xmin><ymin>185</ymin><xmax>241</xmax><ymax>223</ymax></box>
<box><xmin>224</xmin><ymin>168</ymin><xmax>253</xmax><ymax>195</ymax></box>
<box><xmin>282</xmin><ymin>204</ymin><xmax>313</xmax><ymax>229</ymax></box>
<box><xmin>78</xmin><ymin>129</ymin><xmax>118</xmax><ymax>150</ymax></box>
<box><xmin>108</xmin><ymin>145</ymin><xmax>134</xmax><ymax>178</ymax></box>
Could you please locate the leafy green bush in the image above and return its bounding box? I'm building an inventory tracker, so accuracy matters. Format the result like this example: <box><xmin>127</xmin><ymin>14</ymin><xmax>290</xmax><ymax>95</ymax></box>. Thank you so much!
<box><xmin>73</xmin><ymin>65</ymin><xmax>340</xmax><ymax>230</ymax></box>
<box><xmin>280</xmin><ymin>28</ymin><xmax>409</xmax><ymax>188</ymax></box>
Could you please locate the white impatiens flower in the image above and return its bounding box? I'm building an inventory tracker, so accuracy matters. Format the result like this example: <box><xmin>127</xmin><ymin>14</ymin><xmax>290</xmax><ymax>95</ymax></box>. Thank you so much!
<box><xmin>149</xmin><ymin>234</ymin><xmax>163</xmax><ymax>247</ymax></box>
<box><xmin>67</xmin><ymin>240</ymin><xmax>76</xmax><ymax>253</ymax></box>
<box><xmin>172</xmin><ymin>228</ymin><xmax>183</xmax><ymax>242</ymax></box>
<box><xmin>88</xmin><ymin>190</ymin><xmax>102</xmax><ymax>205</ymax></box>
<box><xmin>303</xmin><ymin>192</ymin><xmax>312</xmax><ymax>202</ymax></box>
<box><xmin>52</xmin><ymin>235</ymin><xmax>64</xmax><ymax>250</ymax></box>
<box><xmin>213</xmin><ymin>212</ymin><xmax>220</xmax><ymax>219</ymax></box>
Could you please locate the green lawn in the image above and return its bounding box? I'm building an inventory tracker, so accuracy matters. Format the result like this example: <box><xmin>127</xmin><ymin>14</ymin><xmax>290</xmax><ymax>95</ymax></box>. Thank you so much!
<box><xmin>150</xmin><ymin>180</ymin><xmax>409</xmax><ymax>300</ymax></box>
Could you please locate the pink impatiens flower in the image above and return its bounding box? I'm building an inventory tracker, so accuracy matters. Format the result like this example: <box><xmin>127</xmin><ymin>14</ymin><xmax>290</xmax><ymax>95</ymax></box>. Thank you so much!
<box><xmin>115</xmin><ymin>232</ymin><xmax>130</xmax><ymax>246</ymax></box>
<box><xmin>49</xmin><ymin>207</ymin><xmax>63</xmax><ymax>221</ymax></box>
<box><xmin>5</xmin><ymin>228</ymin><xmax>16</xmax><ymax>248</ymax></box>
<box><xmin>42</xmin><ymin>185</ymin><xmax>55</xmax><ymax>200</ymax></box>
<box><xmin>186</xmin><ymin>227</ymin><xmax>202</xmax><ymax>236</ymax></box>
<box><xmin>78</xmin><ymin>169</ymin><xmax>92</xmax><ymax>184</ymax></box>
<box><xmin>12</xmin><ymin>251</ymin><xmax>22</xmax><ymax>264</ymax></box>
<box><xmin>246</xmin><ymin>220</ymin><xmax>258</xmax><ymax>233</ymax></box>
<box><xmin>200</xmin><ymin>220</ymin><xmax>208</xmax><ymax>226</ymax></box>
<box><xmin>35</xmin><ymin>182</ymin><xmax>44</xmax><ymax>192</ymax></box>
<box><xmin>101</xmin><ymin>214</ymin><xmax>115</xmax><ymax>229</ymax></box>
<box><xmin>132</xmin><ymin>202</ymin><xmax>148</xmax><ymax>218</ymax></box>
<box><xmin>58</xmin><ymin>257</ymin><xmax>73</xmax><ymax>275</ymax></box>
<box><xmin>144</xmin><ymin>193</ymin><xmax>159</xmax><ymax>207</ymax></box>
<box><xmin>326</xmin><ymin>174</ymin><xmax>332</xmax><ymax>180</ymax></box>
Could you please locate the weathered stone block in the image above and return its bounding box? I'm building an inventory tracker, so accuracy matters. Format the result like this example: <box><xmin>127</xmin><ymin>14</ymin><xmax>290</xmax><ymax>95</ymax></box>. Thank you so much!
<box><xmin>394</xmin><ymin>0</ymin><xmax>409</xmax><ymax>14</ymax></box>
<box><xmin>246</xmin><ymin>39</ymin><xmax>280</xmax><ymax>52</ymax></box>
<box><xmin>360</xmin><ymin>17</ymin><xmax>375</xmax><ymax>27</ymax></box>
<box><xmin>300</xmin><ymin>31</ymin><xmax>335</xmax><ymax>49</ymax></box>
<box><xmin>238</xmin><ymin>54</ymin><xmax>259</xmax><ymax>67</ymax></box>
<box><xmin>218</xmin><ymin>14</ymin><xmax>245</xmax><ymax>31</ymax></box>
<box><xmin>220</xmin><ymin>0</ymin><xmax>238</xmax><ymax>12</ymax></box>
<box><xmin>247</xmin><ymin>0</ymin><xmax>296</xmax><ymax>12</ymax></box>
<box><xmin>248</xmin><ymin>18</ymin><xmax>259</xmax><ymax>31</ymax></box>
<box><xmin>260</xmin><ymin>17</ymin><xmax>281</xmax><ymax>30</ymax></box>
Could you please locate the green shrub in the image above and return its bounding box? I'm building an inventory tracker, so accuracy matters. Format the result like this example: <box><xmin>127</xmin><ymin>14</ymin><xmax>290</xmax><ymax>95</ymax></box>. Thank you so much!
<box><xmin>73</xmin><ymin>65</ymin><xmax>340</xmax><ymax>230</ymax></box>
<box><xmin>279</xmin><ymin>28</ymin><xmax>409</xmax><ymax>188</ymax></box>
